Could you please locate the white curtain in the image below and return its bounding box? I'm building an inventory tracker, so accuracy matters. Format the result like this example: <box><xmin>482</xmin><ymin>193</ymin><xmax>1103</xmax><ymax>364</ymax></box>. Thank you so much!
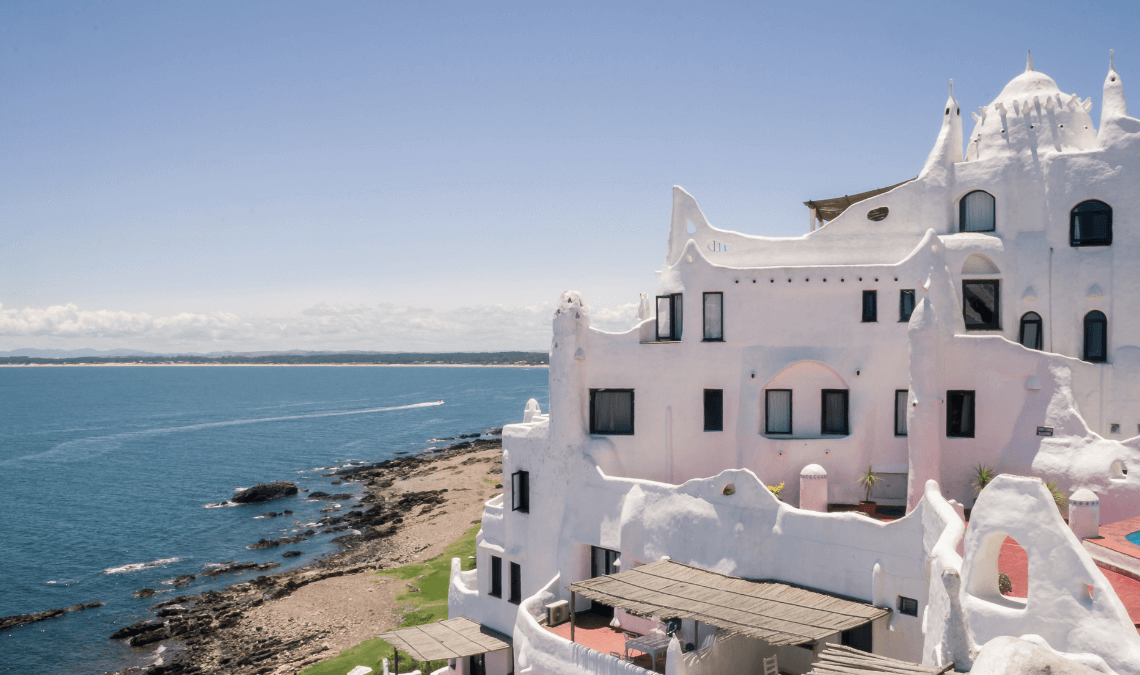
<box><xmin>594</xmin><ymin>390</ymin><xmax>633</xmax><ymax>433</ymax></box>
<box><xmin>823</xmin><ymin>391</ymin><xmax>848</xmax><ymax>433</ymax></box>
<box><xmin>703</xmin><ymin>293</ymin><xmax>722</xmax><ymax>340</ymax></box>
<box><xmin>895</xmin><ymin>390</ymin><xmax>908</xmax><ymax>436</ymax></box>
<box><xmin>766</xmin><ymin>390</ymin><xmax>791</xmax><ymax>434</ymax></box>
<box><xmin>962</xmin><ymin>191</ymin><xmax>995</xmax><ymax>231</ymax></box>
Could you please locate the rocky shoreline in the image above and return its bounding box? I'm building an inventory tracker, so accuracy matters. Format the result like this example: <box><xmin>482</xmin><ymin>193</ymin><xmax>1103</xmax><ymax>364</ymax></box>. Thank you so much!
<box><xmin>105</xmin><ymin>434</ymin><xmax>504</xmax><ymax>675</ymax></box>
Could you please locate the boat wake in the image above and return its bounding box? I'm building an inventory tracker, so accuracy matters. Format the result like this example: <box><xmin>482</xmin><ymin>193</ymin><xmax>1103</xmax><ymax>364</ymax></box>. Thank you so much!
<box><xmin>104</xmin><ymin>557</ymin><xmax>182</xmax><ymax>575</ymax></box>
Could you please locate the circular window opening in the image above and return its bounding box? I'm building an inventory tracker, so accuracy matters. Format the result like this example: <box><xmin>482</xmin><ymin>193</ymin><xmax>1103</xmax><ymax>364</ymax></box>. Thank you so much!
<box><xmin>867</xmin><ymin>207</ymin><xmax>889</xmax><ymax>222</ymax></box>
<box><xmin>1112</xmin><ymin>460</ymin><xmax>1128</xmax><ymax>480</ymax></box>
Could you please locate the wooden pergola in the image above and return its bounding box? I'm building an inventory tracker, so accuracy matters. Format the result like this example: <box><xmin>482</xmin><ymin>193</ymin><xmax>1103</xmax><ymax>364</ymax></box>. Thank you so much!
<box><xmin>378</xmin><ymin>617</ymin><xmax>511</xmax><ymax>674</ymax></box>
<box><xmin>807</xmin><ymin>645</ymin><xmax>954</xmax><ymax>675</ymax></box>
<box><xmin>566</xmin><ymin>559</ymin><xmax>889</xmax><ymax>646</ymax></box>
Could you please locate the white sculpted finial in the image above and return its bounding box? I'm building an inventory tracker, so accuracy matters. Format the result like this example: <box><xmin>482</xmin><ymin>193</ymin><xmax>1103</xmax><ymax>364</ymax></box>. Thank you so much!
<box><xmin>1026</xmin><ymin>50</ymin><xmax>1035</xmax><ymax>72</ymax></box>
<box><xmin>1111</xmin><ymin>49</ymin><xmax>1116</xmax><ymax>72</ymax></box>
<box><xmin>949</xmin><ymin>79</ymin><xmax>954</xmax><ymax>97</ymax></box>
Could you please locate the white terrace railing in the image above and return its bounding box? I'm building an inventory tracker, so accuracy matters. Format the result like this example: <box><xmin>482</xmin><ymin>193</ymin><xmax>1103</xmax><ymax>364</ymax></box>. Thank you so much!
<box><xmin>481</xmin><ymin>493</ymin><xmax>505</xmax><ymax>547</ymax></box>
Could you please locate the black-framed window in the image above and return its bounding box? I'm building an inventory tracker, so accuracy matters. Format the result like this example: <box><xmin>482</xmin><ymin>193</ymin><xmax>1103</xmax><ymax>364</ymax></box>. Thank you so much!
<box><xmin>1084</xmin><ymin>311</ymin><xmax>1108</xmax><ymax>363</ymax></box>
<box><xmin>703</xmin><ymin>292</ymin><xmax>723</xmax><ymax>341</ymax></box>
<box><xmin>589</xmin><ymin>389</ymin><xmax>634</xmax><ymax>435</ymax></box>
<box><xmin>1071</xmin><ymin>200</ymin><xmax>1112</xmax><ymax>247</ymax></box>
<box><xmin>899</xmin><ymin>289</ymin><xmax>916</xmax><ymax>322</ymax></box>
<box><xmin>898</xmin><ymin>596</ymin><xmax>918</xmax><ymax>617</ymax></box>
<box><xmin>895</xmin><ymin>390</ymin><xmax>908</xmax><ymax>437</ymax></box>
<box><xmin>511</xmin><ymin>470</ymin><xmax>529</xmax><ymax>513</ymax></box>
<box><xmin>821</xmin><ymin>389</ymin><xmax>849</xmax><ymax>435</ymax></box>
<box><xmin>862</xmin><ymin>290</ymin><xmax>877</xmax><ymax>322</ymax></box>
<box><xmin>469</xmin><ymin>654</ymin><xmax>486</xmax><ymax>675</ymax></box>
<box><xmin>490</xmin><ymin>556</ymin><xmax>502</xmax><ymax>597</ymax></box>
<box><xmin>591</xmin><ymin>546</ymin><xmax>619</xmax><ymax>578</ymax></box>
<box><xmin>959</xmin><ymin>190</ymin><xmax>995</xmax><ymax>232</ymax></box>
<box><xmin>1019</xmin><ymin>312</ymin><xmax>1043</xmax><ymax>350</ymax></box>
<box><xmin>962</xmin><ymin>280</ymin><xmax>1000</xmax><ymax>330</ymax></box>
<box><xmin>841</xmin><ymin>623</ymin><xmax>872</xmax><ymax>653</ymax></box>
<box><xmin>947</xmin><ymin>390</ymin><xmax>975</xmax><ymax>438</ymax></box>
<box><xmin>656</xmin><ymin>293</ymin><xmax>683</xmax><ymax>341</ymax></box>
<box><xmin>509</xmin><ymin>562</ymin><xmax>522</xmax><ymax>604</ymax></box>
<box><xmin>703</xmin><ymin>389</ymin><xmax>724</xmax><ymax>431</ymax></box>
<box><xmin>765</xmin><ymin>389</ymin><xmax>792</xmax><ymax>435</ymax></box>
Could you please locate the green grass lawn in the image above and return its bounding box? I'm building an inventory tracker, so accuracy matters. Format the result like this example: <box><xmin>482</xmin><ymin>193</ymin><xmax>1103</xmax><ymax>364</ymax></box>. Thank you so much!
<box><xmin>300</xmin><ymin>523</ymin><xmax>480</xmax><ymax>675</ymax></box>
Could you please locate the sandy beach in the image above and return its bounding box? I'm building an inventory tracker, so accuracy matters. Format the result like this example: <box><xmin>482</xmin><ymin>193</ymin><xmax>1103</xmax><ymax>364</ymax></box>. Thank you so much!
<box><xmin>109</xmin><ymin>441</ymin><xmax>505</xmax><ymax>675</ymax></box>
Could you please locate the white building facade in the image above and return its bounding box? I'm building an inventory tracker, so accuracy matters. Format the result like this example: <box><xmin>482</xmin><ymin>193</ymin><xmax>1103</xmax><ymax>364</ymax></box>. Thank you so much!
<box><xmin>448</xmin><ymin>56</ymin><xmax>1140</xmax><ymax>675</ymax></box>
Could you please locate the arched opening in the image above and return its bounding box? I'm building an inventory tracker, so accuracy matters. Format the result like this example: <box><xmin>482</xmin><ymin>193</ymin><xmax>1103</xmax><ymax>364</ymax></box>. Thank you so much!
<box><xmin>961</xmin><ymin>253</ymin><xmax>1000</xmax><ymax>275</ymax></box>
<box><xmin>959</xmin><ymin>190</ymin><xmax>996</xmax><ymax>232</ymax></box>
<box><xmin>1112</xmin><ymin>460</ymin><xmax>1128</xmax><ymax>480</ymax></box>
<box><xmin>998</xmin><ymin>536</ymin><xmax>1029</xmax><ymax>599</ymax></box>
<box><xmin>761</xmin><ymin>362</ymin><xmax>850</xmax><ymax>438</ymax></box>
<box><xmin>1019</xmin><ymin>312</ymin><xmax>1043</xmax><ymax>350</ymax></box>
<box><xmin>1084</xmin><ymin>310</ymin><xmax>1108</xmax><ymax>363</ymax></box>
<box><xmin>1071</xmin><ymin>200</ymin><xmax>1112</xmax><ymax>247</ymax></box>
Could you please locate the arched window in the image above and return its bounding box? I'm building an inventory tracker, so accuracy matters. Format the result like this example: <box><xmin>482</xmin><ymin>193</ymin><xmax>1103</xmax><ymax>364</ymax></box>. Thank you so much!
<box><xmin>1019</xmin><ymin>312</ymin><xmax>1043</xmax><ymax>350</ymax></box>
<box><xmin>1084</xmin><ymin>311</ymin><xmax>1108</xmax><ymax>362</ymax></box>
<box><xmin>959</xmin><ymin>191</ymin><xmax>996</xmax><ymax>232</ymax></box>
<box><xmin>1071</xmin><ymin>200</ymin><xmax>1112</xmax><ymax>247</ymax></box>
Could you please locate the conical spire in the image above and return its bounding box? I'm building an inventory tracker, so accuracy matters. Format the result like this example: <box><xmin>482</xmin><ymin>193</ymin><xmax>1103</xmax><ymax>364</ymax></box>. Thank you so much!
<box><xmin>920</xmin><ymin>78</ymin><xmax>962</xmax><ymax>176</ymax></box>
<box><xmin>1026</xmin><ymin>50</ymin><xmax>1035</xmax><ymax>72</ymax></box>
<box><xmin>1100</xmin><ymin>49</ymin><xmax>1128</xmax><ymax>143</ymax></box>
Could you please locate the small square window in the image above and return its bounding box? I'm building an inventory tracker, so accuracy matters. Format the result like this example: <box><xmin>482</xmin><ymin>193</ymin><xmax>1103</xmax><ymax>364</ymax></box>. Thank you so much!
<box><xmin>962</xmin><ymin>280</ymin><xmax>1000</xmax><ymax>330</ymax></box>
<box><xmin>862</xmin><ymin>290</ymin><xmax>877</xmax><ymax>322</ymax></box>
<box><xmin>947</xmin><ymin>390</ymin><xmax>975</xmax><ymax>438</ymax></box>
<box><xmin>704</xmin><ymin>389</ymin><xmax>724</xmax><ymax>431</ymax></box>
<box><xmin>703</xmin><ymin>292</ymin><xmax>723</xmax><ymax>341</ymax></box>
<box><xmin>509</xmin><ymin>562</ymin><xmax>522</xmax><ymax>604</ymax></box>
<box><xmin>899</xmin><ymin>289</ymin><xmax>916</xmax><ymax>322</ymax></box>
<box><xmin>511</xmin><ymin>470</ymin><xmax>529</xmax><ymax>513</ymax></box>
<box><xmin>898</xmin><ymin>596</ymin><xmax>918</xmax><ymax>616</ymax></box>
<box><xmin>590</xmin><ymin>389</ymin><xmax>634</xmax><ymax>435</ymax></box>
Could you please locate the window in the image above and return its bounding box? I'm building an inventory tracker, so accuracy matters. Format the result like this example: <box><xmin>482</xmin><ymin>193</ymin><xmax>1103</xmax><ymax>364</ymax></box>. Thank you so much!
<box><xmin>862</xmin><ymin>290</ymin><xmax>877</xmax><ymax>322</ymax></box>
<box><xmin>962</xmin><ymin>280</ymin><xmax>1000</xmax><ymax>330</ymax></box>
<box><xmin>899</xmin><ymin>289</ymin><xmax>916</xmax><ymax>322</ymax></box>
<box><xmin>1071</xmin><ymin>200</ymin><xmax>1112</xmax><ymax>246</ymax></box>
<box><xmin>1019</xmin><ymin>312</ymin><xmax>1043</xmax><ymax>350</ymax></box>
<box><xmin>656</xmin><ymin>293</ymin><xmax>683</xmax><ymax>341</ymax></box>
<box><xmin>590</xmin><ymin>389</ymin><xmax>634</xmax><ymax>435</ymax></box>
<box><xmin>469</xmin><ymin>654</ymin><xmax>486</xmax><ymax>675</ymax></box>
<box><xmin>702</xmin><ymin>292</ymin><xmax>723</xmax><ymax>341</ymax></box>
<box><xmin>895</xmin><ymin>390</ymin><xmax>908</xmax><ymax>437</ymax></box>
<box><xmin>898</xmin><ymin>596</ymin><xmax>918</xmax><ymax>617</ymax></box>
<box><xmin>1084</xmin><ymin>311</ymin><xmax>1108</xmax><ymax>363</ymax></box>
<box><xmin>959</xmin><ymin>190</ymin><xmax>995</xmax><ymax>232</ymax></box>
<box><xmin>821</xmin><ymin>390</ymin><xmax>849</xmax><ymax>435</ymax></box>
<box><xmin>765</xmin><ymin>390</ymin><xmax>792</xmax><ymax>435</ymax></box>
<box><xmin>947</xmin><ymin>391</ymin><xmax>975</xmax><ymax>438</ymax></box>
<box><xmin>841</xmin><ymin>623</ymin><xmax>872</xmax><ymax>652</ymax></box>
<box><xmin>511</xmin><ymin>470</ymin><xmax>529</xmax><ymax>513</ymax></box>
<box><xmin>490</xmin><ymin>556</ymin><xmax>502</xmax><ymax>597</ymax></box>
<box><xmin>509</xmin><ymin>562</ymin><xmax>522</xmax><ymax>604</ymax></box>
<box><xmin>591</xmin><ymin>546</ymin><xmax>619</xmax><ymax>578</ymax></box>
<box><xmin>704</xmin><ymin>389</ymin><xmax>724</xmax><ymax>431</ymax></box>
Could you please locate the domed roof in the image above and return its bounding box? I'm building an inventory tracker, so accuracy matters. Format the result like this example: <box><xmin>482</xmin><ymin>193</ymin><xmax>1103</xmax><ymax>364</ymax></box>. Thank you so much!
<box><xmin>800</xmin><ymin>463</ymin><xmax>827</xmax><ymax>476</ymax></box>
<box><xmin>1070</xmin><ymin>488</ymin><xmax>1099</xmax><ymax>503</ymax></box>
<box><xmin>991</xmin><ymin>64</ymin><xmax>1062</xmax><ymax>105</ymax></box>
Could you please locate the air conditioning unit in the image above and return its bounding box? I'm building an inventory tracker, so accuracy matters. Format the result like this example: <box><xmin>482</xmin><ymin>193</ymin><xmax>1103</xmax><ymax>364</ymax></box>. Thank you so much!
<box><xmin>546</xmin><ymin>600</ymin><xmax>570</xmax><ymax>627</ymax></box>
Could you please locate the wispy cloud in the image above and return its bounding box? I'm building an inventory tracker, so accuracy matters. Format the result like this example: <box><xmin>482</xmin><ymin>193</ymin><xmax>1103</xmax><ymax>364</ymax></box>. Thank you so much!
<box><xmin>0</xmin><ymin>300</ymin><xmax>640</xmax><ymax>352</ymax></box>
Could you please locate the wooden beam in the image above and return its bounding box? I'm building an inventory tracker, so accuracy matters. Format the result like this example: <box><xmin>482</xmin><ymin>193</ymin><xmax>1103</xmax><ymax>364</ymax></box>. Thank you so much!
<box><xmin>570</xmin><ymin>591</ymin><xmax>576</xmax><ymax>643</ymax></box>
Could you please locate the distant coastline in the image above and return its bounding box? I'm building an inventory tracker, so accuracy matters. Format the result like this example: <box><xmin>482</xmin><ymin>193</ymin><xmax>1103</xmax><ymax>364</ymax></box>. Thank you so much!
<box><xmin>0</xmin><ymin>351</ymin><xmax>549</xmax><ymax>367</ymax></box>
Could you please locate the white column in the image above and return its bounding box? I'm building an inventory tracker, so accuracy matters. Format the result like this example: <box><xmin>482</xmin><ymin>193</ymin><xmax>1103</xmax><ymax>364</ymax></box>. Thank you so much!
<box><xmin>800</xmin><ymin>464</ymin><xmax>828</xmax><ymax>511</ymax></box>
<box><xmin>1069</xmin><ymin>489</ymin><xmax>1100</xmax><ymax>539</ymax></box>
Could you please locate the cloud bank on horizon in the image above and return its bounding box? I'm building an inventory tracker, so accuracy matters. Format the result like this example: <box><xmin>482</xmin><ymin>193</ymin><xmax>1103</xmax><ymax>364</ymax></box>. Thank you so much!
<box><xmin>0</xmin><ymin>300</ymin><xmax>639</xmax><ymax>353</ymax></box>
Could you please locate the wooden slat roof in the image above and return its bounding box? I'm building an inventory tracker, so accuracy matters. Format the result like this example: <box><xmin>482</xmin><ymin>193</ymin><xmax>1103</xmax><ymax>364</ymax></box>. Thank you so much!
<box><xmin>378</xmin><ymin>617</ymin><xmax>511</xmax><ymax>662</ymax></box>
<box><xmin>804</xmin><ymin>178</ymin><xmax>915</xmax><ymax>221</ymax></box>
<box><xmin>566</xmin><ymin>560</ymin><xmax>889</xmax><ymax>646</ymax></box>
<box><xmin>807</xmin><ymin>645</ymin><xmax>953</xmax><ymax>675</ymax></box>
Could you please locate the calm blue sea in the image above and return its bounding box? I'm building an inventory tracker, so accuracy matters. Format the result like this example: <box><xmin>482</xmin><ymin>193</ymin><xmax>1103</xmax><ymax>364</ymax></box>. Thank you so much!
<box><xmin>0</xmin><ymin>366</ymin><xmax>548</xmax><ymax>675</ymax></box>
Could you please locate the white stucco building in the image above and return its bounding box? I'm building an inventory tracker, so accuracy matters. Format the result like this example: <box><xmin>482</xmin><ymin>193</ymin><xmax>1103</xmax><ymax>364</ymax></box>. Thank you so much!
<box><xmin>444</xmin><ymin>55</ymin><xmax>1140</xmax><ymax>675</ymax></box>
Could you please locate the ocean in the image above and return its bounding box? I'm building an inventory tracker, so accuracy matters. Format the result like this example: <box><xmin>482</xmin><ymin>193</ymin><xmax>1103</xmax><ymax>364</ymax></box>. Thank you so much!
<box><xmin>0</xmin><ymin>365</ymin><xmax>549</xmax><ymax>675</ymax></box>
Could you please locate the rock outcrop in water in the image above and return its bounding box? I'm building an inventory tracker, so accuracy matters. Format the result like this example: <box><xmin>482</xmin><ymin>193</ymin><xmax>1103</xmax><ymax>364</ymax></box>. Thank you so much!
<box><xmin>230</xmin><ymin>482</ymin><xmax>298</xmax><ymax>504</ymax></box>
<box><xmin>0</xmin><ymin>602</ymin><xmax>104</xmax><ymax>630</ymax></box>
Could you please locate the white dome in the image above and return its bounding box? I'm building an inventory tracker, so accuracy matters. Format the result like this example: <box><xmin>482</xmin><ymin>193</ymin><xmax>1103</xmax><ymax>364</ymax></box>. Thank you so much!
<box><xmin>800</xmin><ymin>463</ymin><xmax>827</xmax><ymax>476</ymax></box>
<box><xmin>1070</xmin><ymin>488</ymin><xmax>1099</xmax><ymax>503</ymax></box>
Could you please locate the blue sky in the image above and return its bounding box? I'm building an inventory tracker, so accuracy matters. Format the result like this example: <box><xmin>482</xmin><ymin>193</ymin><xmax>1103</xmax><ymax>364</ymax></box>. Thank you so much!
<box><xmin>2</xmin><ymin>1</ymin><xmax>1138</xmax><ymax>352</ymax></box>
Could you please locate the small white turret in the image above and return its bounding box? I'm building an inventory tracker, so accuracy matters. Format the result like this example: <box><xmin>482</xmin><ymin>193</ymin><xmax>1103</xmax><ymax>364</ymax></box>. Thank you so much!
<box><xmin>1098</xmin><ymin>50</ymin><xmax>1134</xmax><ymax>148</ymax></box>
<box><xmin>920</xmin><ymin>80</ymin><xmax>963</xmax><ymax>180</ymax></box>
<box><xmin>799</xmin><ymin>464</ymin><xmax>828</xmax><ymax>512</ymax></box>
<box><xmin>549</xmin><ymin>292</ymin><xmax>591</xmax><ymax>444</ymax></box>
<box><xmin>1069</xmin><ymin>488</ymin><xmax>1100</xmax><ymax>540</ymax></box>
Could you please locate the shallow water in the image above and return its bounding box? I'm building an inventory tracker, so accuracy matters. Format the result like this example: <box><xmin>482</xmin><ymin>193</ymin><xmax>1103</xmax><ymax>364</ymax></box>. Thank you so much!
<box><xmin>0</xmin><ymin>365</ymin><xmax>548</xmax><ymax>675</ymax></box>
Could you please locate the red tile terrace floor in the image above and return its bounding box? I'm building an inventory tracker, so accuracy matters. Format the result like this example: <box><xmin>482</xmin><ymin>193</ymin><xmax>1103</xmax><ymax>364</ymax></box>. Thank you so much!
<box><xmin>545</xmin><ymin>612</ymin><xmax>658</xmax><ymax>671</ymax></box>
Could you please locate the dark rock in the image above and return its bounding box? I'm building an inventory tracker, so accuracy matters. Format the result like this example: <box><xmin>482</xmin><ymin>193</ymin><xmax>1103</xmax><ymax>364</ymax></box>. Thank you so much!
<box><xmin>134</xmin><ymin>588</ymin><xmax>157</xmax><ymax>598</ymax></box>
<box><xmin>282</xmin><ymin>551</ymin><xmax>303</xmax><ymax>558</ymax></box>
<box><xmin>458</xmin><ymin>432</ymin><xmax>481</xmax><ymax>439</ymax></box>
<box><xmin>0</xmin><ymin>602</ymin><xmax>103</xmax><ymax>630</ymax></box>
<box><xmin>172</xmin><ymin>574</ymin><xmax>195</xmax><ymax>587</ymax></box>
<box><xmin>308</xmin><ymin>492</ymin><xmax>352</xmax><ymax>501</ymax></box>
<box><xmin>201</xmin><ymin>562</ymin><xmax>260</xmax><ymax>576</ymax></box>
<box><xmin>246</xmin><ymin>535</ymin><xmax>308</xmax><ymax>550</ymax></box>
<box><xmin>282</xmin><ymin>509</ymin><xmax>293</xmax><ymax>515</ymax></box>
<box><xmin>331</xmin><ymin>480</ymin><xmax>342</xmax><ymax>485</ymax></box>
<box><xmin>230</xmin><ymin>482</ymin><xmax>298</xmax><ymax>504</ymax></box>
<box><xmin>485</xmin><ymin>427</ymin><xmax>503</xmax><ymax>435</ymax></box>
<box><xmin>110</xmin><ymin>617</ymin><xmax>165</xmax><ymax>640</ymax></box>
<box><xmin>258</xmin><ymin>511</ymin><xmax>279</xmax><ymax>518</ymax></box>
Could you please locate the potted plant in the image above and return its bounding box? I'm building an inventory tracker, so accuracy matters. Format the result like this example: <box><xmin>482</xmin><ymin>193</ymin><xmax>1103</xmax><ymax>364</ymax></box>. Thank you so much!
<box><xmin>856</xmin><ymin>465</ymin><xmax>880</xmax><ymax>515</ymax></box>
<box><xmin>971</xmin><ymin>463</ymin><xmax>997</xmax><ymax>506</ymax></box>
